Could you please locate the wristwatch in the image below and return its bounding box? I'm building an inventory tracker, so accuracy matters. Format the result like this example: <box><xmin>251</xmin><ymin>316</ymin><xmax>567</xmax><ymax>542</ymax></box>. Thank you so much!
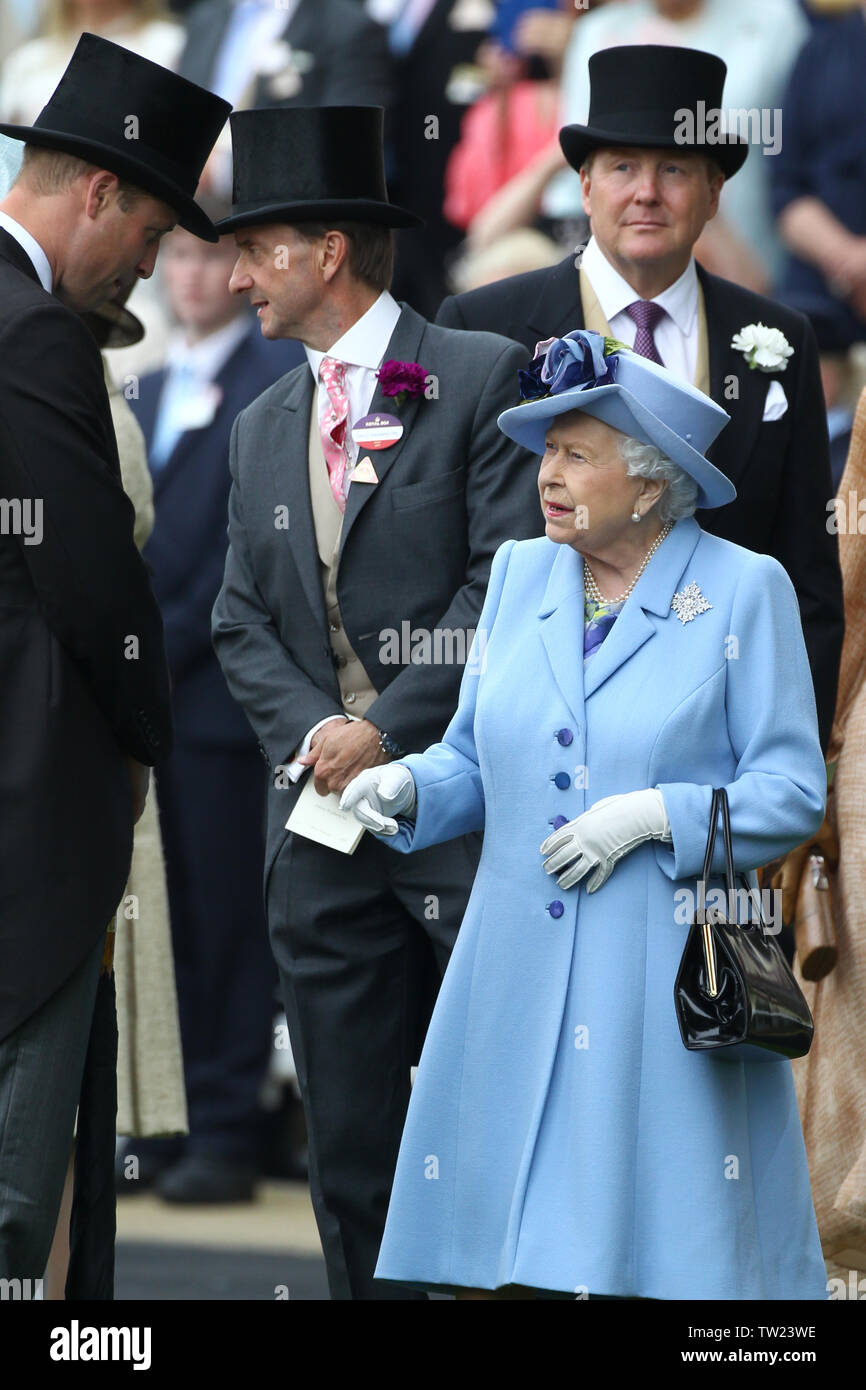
<box><xmin>377</xmin><ymin>728</ymin><xmax>405</xmax><ymax>758</ymax></box>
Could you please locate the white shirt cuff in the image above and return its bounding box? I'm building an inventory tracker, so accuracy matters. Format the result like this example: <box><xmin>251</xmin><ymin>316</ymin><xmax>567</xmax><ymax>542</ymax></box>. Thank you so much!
<box><xmin>285</xmin><ymin>714</ymin><xmax>357</xmax><ymax>782</ymax></box>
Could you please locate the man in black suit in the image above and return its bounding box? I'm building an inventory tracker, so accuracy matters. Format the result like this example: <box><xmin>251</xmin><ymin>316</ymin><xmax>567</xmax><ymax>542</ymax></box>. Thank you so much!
<box><xmin>130</xmin><ymin>218</ymin><xmax>304</xmax><ymax>1202</ymax></box>
<box><xmin>0</xmin><ymin>35</ymin><xmax>228</xmax><ymax>1281</ymax></box>
<box><xmin>437</xmin><ymin>46</ymin><xmax>844</xmax><ymax>750</ymax></box>
<box><xmin>386</xmin><ymin>0</ymin><xmax>493</xmax><ymax>318</ymax></box>
<box><xmin>178</xmin><ymin>0</ymin><xmax>392</xmax><ymax>111</ymax></box>
<box><xmin>212</xmin><ymin>106</ymin><xmax>539</xmax><ymax>1297</ymax></box>
<box><xmin>177</xmin><ymin>0</ymin><xmax>393</xmax><ymax>204</ymax></box>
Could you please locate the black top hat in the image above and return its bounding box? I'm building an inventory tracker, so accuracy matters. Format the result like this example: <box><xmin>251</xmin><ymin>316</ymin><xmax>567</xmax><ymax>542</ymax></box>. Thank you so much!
<box><xmin>216</xmin><ymin>106</ymin><xmax>423</xmax><ymax>234</ymax></box>
<box><xmin>0</xmin><ymin>33</ymin><xmax>231</xmax><ymax>241</ymax></box>
<box><xmin>559</xmin><ymin>46</ymin><xmax>748</xmax><ymax>180</ymax></box>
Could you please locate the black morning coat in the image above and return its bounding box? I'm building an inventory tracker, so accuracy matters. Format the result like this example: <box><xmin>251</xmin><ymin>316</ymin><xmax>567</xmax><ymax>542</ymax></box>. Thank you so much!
<box><xmin>437</xmin><ymin>255</ymin><xmax>845</xmax><ymax>752</ymax></box>
<box><xmin>0</xmin><ymin>227</ymin><xmax>173</xmax><ymax>1043</ymax></box>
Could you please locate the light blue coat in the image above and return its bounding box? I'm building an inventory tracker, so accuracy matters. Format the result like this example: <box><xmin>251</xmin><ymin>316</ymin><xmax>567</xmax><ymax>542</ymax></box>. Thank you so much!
<box><xmin>373</xmin><ymin>516</ymin><xmax>828</xmax><ymax>1299</ymax></box>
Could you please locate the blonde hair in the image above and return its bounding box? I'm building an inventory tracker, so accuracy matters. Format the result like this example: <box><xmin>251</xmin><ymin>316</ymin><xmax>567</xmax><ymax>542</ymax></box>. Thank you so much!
<box><xmin>45</xmin><ymin>0</ymin><xmax>171</xmax><ymax>40</ymax></box>
<box><xmin>18</xmin><ymin>146</ymin><xmax>146</xmax><ymax>209</ymax></box>
<box><xmin>450</xmin><ymin>230</ymin><xmax>561</xmax><ymax>295</ymax></box>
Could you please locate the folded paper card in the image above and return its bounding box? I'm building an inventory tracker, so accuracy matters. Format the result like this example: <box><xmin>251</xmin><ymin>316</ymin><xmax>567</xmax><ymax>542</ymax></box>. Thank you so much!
<box><xmin>286</xmin><ymin>774</ymin><xmax>366</xmax><ymax>854</ymax></box>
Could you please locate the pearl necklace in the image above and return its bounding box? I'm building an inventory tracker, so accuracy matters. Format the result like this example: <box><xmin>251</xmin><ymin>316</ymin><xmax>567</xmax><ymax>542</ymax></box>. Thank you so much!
<box><xmin>583</xmin><ymin>522</ymin><xmax>673</xmax><ymax>604</ymax></box>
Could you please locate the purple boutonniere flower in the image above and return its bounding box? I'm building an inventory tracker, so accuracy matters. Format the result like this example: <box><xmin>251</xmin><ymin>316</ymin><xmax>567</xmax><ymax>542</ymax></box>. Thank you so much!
<box><xmin>377</xmin><ymin>358</ymin><xmax>428</xmax><ymax>409</ymax></box>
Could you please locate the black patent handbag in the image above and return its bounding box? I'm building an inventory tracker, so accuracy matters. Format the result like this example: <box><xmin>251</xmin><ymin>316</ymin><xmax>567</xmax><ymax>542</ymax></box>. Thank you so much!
<box><xmin>673</xmin><ymin>788</ymin><xmax>814</xmax><ymax>1063</ymax></box>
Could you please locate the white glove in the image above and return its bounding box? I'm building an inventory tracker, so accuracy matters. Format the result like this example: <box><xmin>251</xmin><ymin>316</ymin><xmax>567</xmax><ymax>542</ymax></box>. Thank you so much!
<box><xmin>339</xmin><ymin>764</ymin><xmax>417</xmax><ymax>836</ymax></box>
<box><xmin>539</xmin><ymin>789</ymin><xmax>671</xmax><ymax>893</ymax></box>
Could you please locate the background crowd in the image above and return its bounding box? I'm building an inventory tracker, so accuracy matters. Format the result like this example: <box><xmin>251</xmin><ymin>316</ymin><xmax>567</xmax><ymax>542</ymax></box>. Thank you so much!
<box><xmin>1</xmin><ymin>0</ymin><xmax>864</xmax><ymax>1293</ymax></box>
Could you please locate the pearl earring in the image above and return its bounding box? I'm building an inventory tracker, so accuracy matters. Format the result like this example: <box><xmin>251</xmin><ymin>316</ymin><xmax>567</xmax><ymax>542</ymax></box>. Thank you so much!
<box><xmin>631</xmin><ymin>510</ymin><xmax>641</xmax><ymax>523</ymax></box>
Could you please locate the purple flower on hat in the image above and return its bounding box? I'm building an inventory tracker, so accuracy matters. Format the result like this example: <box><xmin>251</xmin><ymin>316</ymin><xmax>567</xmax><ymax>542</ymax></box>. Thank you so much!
<box><xmin>518</xmin><ymin>329</ymin><xmax>618</xmax><ymax>403</ymax></box>
<box><xmin>377</xmin><ymin>359</ymin><xmax>428</xmax><ymax>408</ymax></box>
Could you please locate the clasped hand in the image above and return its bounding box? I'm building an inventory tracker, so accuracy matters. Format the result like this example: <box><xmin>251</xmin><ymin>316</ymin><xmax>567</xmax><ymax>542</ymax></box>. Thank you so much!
<box><xmin>540</xmin><ymin>789</ymin><xmax>670</xmax><ymax>893</ymax></box>
<box><xmin>297</xmin><ymin>717</ymin><xmax>389</xmax><ymax>795</ymax></box>
<box><xmin>340</xmin><ymin>764</ymin><xmax>417</xmax><ymax>836</ymax></box>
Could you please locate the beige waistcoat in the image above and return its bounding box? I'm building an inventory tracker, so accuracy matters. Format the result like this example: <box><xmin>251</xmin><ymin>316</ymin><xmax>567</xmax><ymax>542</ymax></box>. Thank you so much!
<box><xmin>308</xmin><ymin>401</ymin><xmax>378</xmax><ymax>718</ymax></box>
<box><xmin>578</xmin><ymin>268</ymin><xmax>710</xmax><ymax>396</ymax></box>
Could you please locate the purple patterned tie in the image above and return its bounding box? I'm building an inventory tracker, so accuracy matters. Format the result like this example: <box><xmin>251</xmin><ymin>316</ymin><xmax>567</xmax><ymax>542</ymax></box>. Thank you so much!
<box><xmin>625</xmin><ymin>299</ymin><xmax>666</xmax><ymax>366</ymax></box>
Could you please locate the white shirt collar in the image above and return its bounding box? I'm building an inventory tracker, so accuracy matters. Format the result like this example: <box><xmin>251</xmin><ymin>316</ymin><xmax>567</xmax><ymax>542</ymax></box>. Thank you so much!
<box><xmin>580</xmin><ymin>235</ymin><xmax>698</xmax><ymax>338</ymax></box>
<box><xmin>305</xmin><ymin>290</ymin><xmax>402</xmax><ymax>382</ymax></box>
<box><xmin>165</xmin><ymin>313</ymin><xmax>251</xmax><ymax>381</ymax></box>
<box><xmin>0</xmin><ymin>211</ymin><xmax>53</xmax><ymax>293</ymax></box>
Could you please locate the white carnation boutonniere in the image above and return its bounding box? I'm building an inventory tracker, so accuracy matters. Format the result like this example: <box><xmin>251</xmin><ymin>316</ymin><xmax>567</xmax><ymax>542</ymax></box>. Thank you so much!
<box><xmin>731</xmin><ymin>323</ymin><xmax>794</xmax><ymax>373</ymax></box>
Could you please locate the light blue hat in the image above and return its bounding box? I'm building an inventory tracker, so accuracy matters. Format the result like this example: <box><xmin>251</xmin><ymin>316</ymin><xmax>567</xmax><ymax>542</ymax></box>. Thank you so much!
<box><xmin>498</xmin><ymin>329</ymin><xmax>735</xmax><ymax>509</ymax></box>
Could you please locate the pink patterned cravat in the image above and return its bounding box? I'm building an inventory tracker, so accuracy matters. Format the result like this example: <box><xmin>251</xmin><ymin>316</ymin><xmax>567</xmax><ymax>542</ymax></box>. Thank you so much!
<box><xmin>625</xmin><ymin>299</ymin><xmax>666</xmax><ymax>366</ymax></box>
<box><xmin>319</xmin><ymin>355</ymin><xmax>350</xmax><ymax>512</ymax></box>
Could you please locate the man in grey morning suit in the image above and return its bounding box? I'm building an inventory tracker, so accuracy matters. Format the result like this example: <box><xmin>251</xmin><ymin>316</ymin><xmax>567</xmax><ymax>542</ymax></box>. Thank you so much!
<box><xmin>212</xmin><ymin>106</ymin><xmax>540</xmax><ymax>1298</ymax></box>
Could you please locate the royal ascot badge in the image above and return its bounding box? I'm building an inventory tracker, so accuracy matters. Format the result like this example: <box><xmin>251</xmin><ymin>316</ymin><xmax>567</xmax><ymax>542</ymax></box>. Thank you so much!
<box><xmin>671</xmin><ymin>582</ymin><xmax>712</xmax><ymax>625</ymax></box>
<box><xmin>268</xmin><ymin>67</ymin><xmax>302</xmax><ymax>99</ymax></box>
<box><xmin>730</xmin><ymin>323</ymin><xmax>794</xmax><ymax>373</ymax></box>
<box><xmin>255</xmin><ymin>41</ymin><xmax>292</xmax><ymax>76</ymax></box>
<box><xmin>448</xmin><ymin>0</ymin><xmax>495</xmax><ymax>32</ymax></box>
<box><xmin>351</xmin><ymin>413</ymin><xmax>404</xmax><ymax>450</ymax></box>
<box><xmin>256</xmin><ymin>41</ymin><xmax>315</xmax><ymax>100</ymax></box>
<box><xmin>174</xmin><ymin>383</ymin><xmax>223</xmax><ymax>432</ymax></box>
<box><xmin>352</xmin><ymin>456</ymin><xmax>379</xmax><ymax>484</ymax></box>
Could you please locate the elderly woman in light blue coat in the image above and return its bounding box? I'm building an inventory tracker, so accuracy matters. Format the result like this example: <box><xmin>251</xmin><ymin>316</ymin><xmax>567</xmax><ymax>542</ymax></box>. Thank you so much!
<box><xmin>342</xmin><ymin>330</ymin><xmax>827</xmax><ymax>1300</ymax></box>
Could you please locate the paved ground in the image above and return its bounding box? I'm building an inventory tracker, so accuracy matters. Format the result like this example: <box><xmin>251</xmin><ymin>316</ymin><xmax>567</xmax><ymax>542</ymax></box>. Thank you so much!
<box><xmin>115</xmin><ymin>1180</ymin><xmax>330</xmax><ymax>1300</ymax></box>
<box><xmin>115</xmin><ymin>1243</ymin><xmax>329</xmax><ymax>1300</ymax></box>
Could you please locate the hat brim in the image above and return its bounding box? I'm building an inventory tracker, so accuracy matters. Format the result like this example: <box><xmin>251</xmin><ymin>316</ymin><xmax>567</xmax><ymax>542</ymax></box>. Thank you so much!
<box><xmin>559</xmin><ymin>124</ymin><xmax>749</xmax><ymax>179</ymax></box>
<box><xmin>215</xmin><ymin>197</ymin><xmax>424</xmax><ymax>234</ymax></box>
<box><xmin>498</xmin><ymin>384</ymin><xmax>736</xmax><ymax>510</ymax></box>
<box><xmin>0</xmin><ymin>124</ymin><xmax>219</xmax><ymax>241</ymax></box>
<box><xmin>81</xmin><ymin>300</ymin><xmax>144</xmax><ymax>349</ymax></box>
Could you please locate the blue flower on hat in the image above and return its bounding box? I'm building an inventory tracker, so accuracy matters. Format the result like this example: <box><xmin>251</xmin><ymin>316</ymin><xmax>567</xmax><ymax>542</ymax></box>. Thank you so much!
<box><xmin>518</xmin><ymin>329</ymin><xmax>619</xmax><ymax>403</ymax></box>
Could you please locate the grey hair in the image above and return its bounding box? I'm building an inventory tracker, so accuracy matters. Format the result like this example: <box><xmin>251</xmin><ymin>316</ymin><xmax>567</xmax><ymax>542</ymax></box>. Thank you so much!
<box><xmin>618</xmin><ymin>436</ymin><xmax>699</xmax><ymax>523</ymax></box>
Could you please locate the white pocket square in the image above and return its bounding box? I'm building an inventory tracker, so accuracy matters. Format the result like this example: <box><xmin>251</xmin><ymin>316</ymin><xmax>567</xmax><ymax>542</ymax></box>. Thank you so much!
<box><xmin>762</xmin><ymin>379</ymin><xmax>788</xmax><ymax>422</ymax></box>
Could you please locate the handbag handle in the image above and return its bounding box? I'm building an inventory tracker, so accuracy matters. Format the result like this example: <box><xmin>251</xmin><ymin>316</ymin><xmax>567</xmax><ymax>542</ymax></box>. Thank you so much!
<box><xmin>697</xmin><ymin>787</ymin><xmax>735</xmax><ymax>913</ymax></box>
<box><xmin>696</xmin><ymin>787</ymin><xmax>764</xmax><ymax>997</ymax></box>
<box><xmin>698</xmin><ymin>787</ymin><xmax>760</xmax><ymax>911</ymax></box>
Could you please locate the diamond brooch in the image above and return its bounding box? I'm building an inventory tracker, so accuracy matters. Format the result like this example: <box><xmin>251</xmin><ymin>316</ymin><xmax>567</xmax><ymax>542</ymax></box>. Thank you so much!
<box><xmin>671</xmin><ymin>582</ymin><xmax>712</xmax><ymax>625</ymax></box>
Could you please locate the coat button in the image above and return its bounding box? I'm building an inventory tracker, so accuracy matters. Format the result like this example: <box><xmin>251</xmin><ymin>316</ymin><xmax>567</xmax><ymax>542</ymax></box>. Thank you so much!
<box><xmin>547</xmin><ymin>900</ymin><xmax>564</xmax><ymax>919</ymax></box>
<box><xmin>551</xmin><ymin>771</ymin><xmax>571</xmax><ymax>790</ymax></box>
<box><xmin>548</xmin><ymin>815</ymin><xmax>569</xmax><ymax>831</ymax></box>
<box><xmin>345</xmin><ymin>692</ymin><xmax>356</xmax><ymax>704</ymax></box>
<box><xmin>329</xmin><ymin>621</ymin><xmax>340</xmax><ymax>633</ymax></box>
<box><xmin>555</xmin><ymin>728</ymin><xmax>574</xmax><ymax>746</ymax></box>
